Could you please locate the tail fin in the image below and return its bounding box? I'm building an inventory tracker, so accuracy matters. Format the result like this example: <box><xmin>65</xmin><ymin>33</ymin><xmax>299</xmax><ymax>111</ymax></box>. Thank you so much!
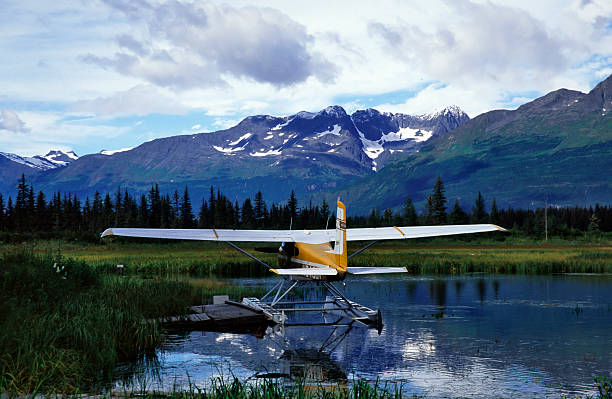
<box><xmin>333</xmin><ymin>199</ymin><xmax>348</xmax><ymax>271</ymax></box>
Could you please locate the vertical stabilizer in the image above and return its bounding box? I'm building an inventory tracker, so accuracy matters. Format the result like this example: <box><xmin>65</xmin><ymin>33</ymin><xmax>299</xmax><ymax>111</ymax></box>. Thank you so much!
<box><xmin>334</xmin><ymin>200</ymin><xmax>348</xmax><ymax>270</ymax></box>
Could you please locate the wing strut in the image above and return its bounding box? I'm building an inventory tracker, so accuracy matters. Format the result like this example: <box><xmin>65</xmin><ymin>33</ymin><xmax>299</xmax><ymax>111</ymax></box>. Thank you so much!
<box><xmin>347</xmin><ymin>240</ymin><xmax>379</xmax><ymax>260</ymax></box>
<box><xmin>223</xmin><ymin>241</ymin><xmax>274</xmax><ymax>271</ymax></box>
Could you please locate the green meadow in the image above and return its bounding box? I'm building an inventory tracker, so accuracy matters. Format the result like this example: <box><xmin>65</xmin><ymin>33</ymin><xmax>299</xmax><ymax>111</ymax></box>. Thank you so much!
<box><xmin>4</xmin><ymin>233</ymin><xmax>610</xmax><ymax>277</ymax></box>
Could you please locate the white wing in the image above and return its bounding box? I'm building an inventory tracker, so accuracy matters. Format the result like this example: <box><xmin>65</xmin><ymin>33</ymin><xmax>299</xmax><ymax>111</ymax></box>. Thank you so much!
<box><xmin>101</xmin><ymin>227</ymin><xmax>333</xmax><ymax>244</ymax></box>
<box><xmin>346</xmin><ymin>224</ymin><xmax>505</xmax><ymax>241</ymax></box>
<box><xmin>101</xmin><ymin>224</ymin><xmax>504</xmax><ymax>244</ymax></box>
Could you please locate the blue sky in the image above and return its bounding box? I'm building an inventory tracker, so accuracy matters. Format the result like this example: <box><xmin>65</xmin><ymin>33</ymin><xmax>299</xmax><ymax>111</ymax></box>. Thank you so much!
<box><xmin>1</xmin><ymin>0</ymin><xmax>611</xmax><ymax>156</ymax></box>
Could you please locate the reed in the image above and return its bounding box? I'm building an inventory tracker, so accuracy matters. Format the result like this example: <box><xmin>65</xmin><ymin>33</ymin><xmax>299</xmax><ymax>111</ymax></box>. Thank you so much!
<box><xmin>3</xmin><ymin>237</ymin><xmax>611</xmax><ymax>277</ymax></box>
<box><xmin>112</xmin><ymin>376</ymin><xmax>407</xmax><ymax>399</ymax></box>
<box><xmin>0</xmin><ymin>251</ymin><xmax>262</xmax><ymax>395</ymax></box>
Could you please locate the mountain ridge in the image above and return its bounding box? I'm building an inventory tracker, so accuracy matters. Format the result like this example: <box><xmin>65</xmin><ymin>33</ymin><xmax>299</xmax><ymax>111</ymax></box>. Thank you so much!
<box><xmin>1</xmin><ymin>105</ymin><xmax>468</xmax><ymax>204</ymax></box>
<box><xmin>329</xmin><ymin>74</ymin><xmax>612</xmax><ymax>213</ymax></box>
<box><xmin>1</xmin><ymin>74</ymin><xmax>610</xmax><ymax>214</ymax></box>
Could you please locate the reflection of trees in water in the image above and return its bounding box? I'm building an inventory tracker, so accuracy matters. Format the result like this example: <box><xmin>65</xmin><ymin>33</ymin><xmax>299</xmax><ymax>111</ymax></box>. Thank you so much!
<box><xmin>476</xmin><ymin>278</ymin><xmax>486</xmax><ymax>303</ymax></box>
<box><xmin>429</xmin><ymin>280</ymin><xmax>447</xmax><ymax>308</ymax></box>
<box><xmin>279</xmin><ymin>348</ymin><xmax>347</xmax><ymax>382</ymax></box>
<box><xmin>454</xmin><ymin>280</ymin><xmax>464</xmax><ymax>298</ymax></box>
<box><xmin>493</xmin><ymin>280</ymin><xmax>500</xmax><ymax>299</ymax></box>
<box><xmin>404</xmin><ymin>280</ymin><xmax>417</xmax><ymax>300</ymax></box>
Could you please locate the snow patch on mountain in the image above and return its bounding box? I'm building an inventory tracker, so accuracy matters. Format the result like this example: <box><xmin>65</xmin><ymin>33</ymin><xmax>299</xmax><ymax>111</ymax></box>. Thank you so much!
<box><xmin>271</xmin><ymin>117</ymin><xmax>292</xmax><ymax>130</ymax></box>
<box><xmin>296</xmin><ymin>111</ymin><xmax>316</xmax><ymax>119</ymax></box>
<box><xmin>228</xmin><ymin>133</ymin><xmax>252</xmax><ymax>146</ymax></box>
<box><xmin>213</xmin><ymin>143</ymin><xmax>247</xmax><ymax>154</ymax></box>
<box><xmin>250</xmin><ymin>148</ymin><xmax>282</xmax><ymax>157</ymax></box>
<box><xmin>315</xmin><ymin>124</ymin><xmax>342</xmax><ymax>138</ymax></box>
<box><xmin>386</xmin><ymin>126</ymin><xmax>433</xmax><ymax>142</ymax></box>
<box><xmin>352</xmin><ymin>124</ymin><xmax>384</xmax><ymax>160</ymax></box>
<box><xmin>100</xmin><ymin>147</ymin><xmax>133</xmax><ymax>156</ymax></box>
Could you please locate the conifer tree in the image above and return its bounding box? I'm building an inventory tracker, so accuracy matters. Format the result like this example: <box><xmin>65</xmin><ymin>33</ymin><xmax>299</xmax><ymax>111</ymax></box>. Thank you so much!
<box><xmin>138</xmin><ymin>194</ymin><xmax>148</xmax><ymax>227</ymax></box>
<box><xmin>403</xmin><ymin>196</ymin><xmax>417</xmax><ymax>226</ymax></box>
<box><xmin>254</xmin><ymin>191</ymin><xmax>265</xmax><ymax>227</ymax></box>
<box><xmin>35</xmin><ymin>191</ymin><xmax>47</xmax><ymax>231</ymax></box>
<box><xmin>0</xmin><ymin>193</ymin><xmax>4</xmax><ymax>230</ymax></box>
<box><xmin>6</xmin><ymin>197</ymin><xmax>14</xmax><ymax>231</ymax></box>
<box><xmin>103</xmin><ymin>193</ymin><xmax>113</xmax><ymax>228</ymax></box>
<box><xmin>288</xmin><ymin>190</ymin><xmax>298</xmax><ymax>222</ymax></box>
<box><xmin>383</xmin><ymin>208</ymin><xmax>393</xmax><ymax>226</ymax></box>
<box><xmin>472</xmin><ymin>192</ymin><xmax>488</xmax><ymax>223</ymax></box>
<box><xmin>171</xmin><ymin>190</ymin><xmax>180</xmax><ymax>228</ymax></box>
<box><xmin>320</xmin><ymin>200</ymin><xmax>330</xmax><ymax>227</ymax></box>
<box><xmin>198</xmin><ymin>198</ymin><xmax>209</xmax><ymax>228</ymax></box>
<box><xmin>424</xmin><ymin>195</ymin><xmax>435</xmax><ymax>224</ymax></box>
<box><xmin>490</xmin><ymin>199</ymin><xmax>500</xmax><ymax>225</ymax></box>
<box><xmin>430</xmin><ymin>177</ymin><xmax>448</xmax><ymax>224</ymax></box>
<box><xmin>449</xmin><ymin>199</ymin><xmax>469</xmax><ymax>224</ymax></box>
<box><xmin>241</xmin><ymin>198</ymin><xmax>255</xmax><ymax>228</ymax></box>
<box><xmin>180</xmin><ymin>186</ymin><xmax>194</xmax><ymax>228</ymax></box>
<box><xmin>92</xmin><ymin>191</ymin><xmax>102</xmax><ymax>231</ymax></box>
<box><xmin>15</xmin><ymin>174</ymin><xmax>28</xmax><ymax>231</ymax></box>
<box><xmin>114</xmin><ymin>186</ymin><xmax>123</xmax><ymax>227</ymax></box>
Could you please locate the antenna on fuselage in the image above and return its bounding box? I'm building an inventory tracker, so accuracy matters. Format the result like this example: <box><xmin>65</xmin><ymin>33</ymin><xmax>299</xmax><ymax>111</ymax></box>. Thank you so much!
<box><xmin>289</xmin><ymin>217</ymin><xmax>292</xmax><ymax>230</ymax></box>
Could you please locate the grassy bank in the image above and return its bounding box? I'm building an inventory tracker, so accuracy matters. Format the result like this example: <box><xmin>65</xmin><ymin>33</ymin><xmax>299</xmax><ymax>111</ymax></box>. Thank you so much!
<box><xmin>0</xmin><ymin>251</ymin><xmax>260</xmax><ymax>395</ymax></box>
<box><xmin>3</xmin><ymin>236</ymin><xmax>610</xmax><ymax>277</ymax></box>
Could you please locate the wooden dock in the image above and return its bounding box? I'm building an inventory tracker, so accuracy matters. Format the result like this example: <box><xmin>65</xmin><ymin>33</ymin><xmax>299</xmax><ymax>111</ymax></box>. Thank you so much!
<box><xmin>161</xmin><ymin>300</ymin><xmax>273</xmax><ymax>334</ymax></box>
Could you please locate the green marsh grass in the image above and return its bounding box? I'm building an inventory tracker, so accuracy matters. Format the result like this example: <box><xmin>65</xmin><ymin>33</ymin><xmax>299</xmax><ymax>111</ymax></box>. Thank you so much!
<box><xmin>13</xmin><ymin>237</ymin><xmax>608</xmax><ymax>277</ymax></box>
<box><xmin>0</xmin><ymin>251</ymin><xmax>262</xmax><ymax>395</ymax></box>
<box><xmin>111</xmin><ymin>376</ymin><xmax>408</xmax><ymax>399</ymax></box>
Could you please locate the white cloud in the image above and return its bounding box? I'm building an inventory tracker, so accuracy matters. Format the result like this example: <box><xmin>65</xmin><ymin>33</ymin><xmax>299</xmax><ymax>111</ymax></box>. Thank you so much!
<box><xmin>72</xmin><ymin>85</ymin><xmax>189</xmax><ymax>117</ymax></box>
<box><xmin>0</xmin><ymin>0</ymin><xmax>611</xmax><ymax>152</ymax></box>
<box><xmin>212</xmin><ymin>118</ymin><xmax>242</xmax><ymax>130</ymax></box>
<box><xmin>0</xmin><ymin>110</ymin><xmax>129</xmax><ymax>156</ymax></box>
<box><xmin>0</xmin><ymin>109</ymin><xmax>30</xmax><ymax>134</ymax></box>
<box><xmin>84</xmin><ymin>0</ymin><xmax>337</xmax><ymax>88</ymax></box>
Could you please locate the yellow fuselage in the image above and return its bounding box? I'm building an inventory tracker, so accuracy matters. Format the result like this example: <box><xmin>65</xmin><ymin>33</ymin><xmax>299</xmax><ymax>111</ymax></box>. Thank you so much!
<box><xmin>278</xmin><ymin>242</ymin><xmax>346</xmax><ymax>281</ymax></box>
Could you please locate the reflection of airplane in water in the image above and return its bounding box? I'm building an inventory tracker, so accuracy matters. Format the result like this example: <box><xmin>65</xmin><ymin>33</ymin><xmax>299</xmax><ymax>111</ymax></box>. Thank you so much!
<box><xmin>255</xmin><ymin>323</ymin><xmax>356</xmax><ymax>385</ymax></box>
<box><xmin>103</xmin><ymin>200</ymin><xmax>504</xmax><ymax>327</ymax></box>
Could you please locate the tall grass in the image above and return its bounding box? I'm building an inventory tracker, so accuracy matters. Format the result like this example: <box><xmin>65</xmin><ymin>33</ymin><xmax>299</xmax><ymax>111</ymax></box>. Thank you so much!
<box><xmin>349</xmin><ymin>246</ymin><xmax>612</xmax><ymax>274</ymax></box>
<box><xmin>0</xmin><ymin>251</ymin><xmax>261</xmax><ymax>395</ymax></box>
<box><xmin>4</xmin><ymin>237</ymin><xmax>611</xmax><ymax>277</ymax></box>
<box><xmin>112</xmin><ymin>376</ymin><xmax>407</xmax><ymax>399</ymax></box>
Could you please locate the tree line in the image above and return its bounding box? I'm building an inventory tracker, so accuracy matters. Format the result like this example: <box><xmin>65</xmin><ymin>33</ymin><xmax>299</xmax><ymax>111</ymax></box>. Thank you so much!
<box><xmin>0</xmin><ymin>175</ymin><xmax>610</xmax><ymax>238</ymax></box>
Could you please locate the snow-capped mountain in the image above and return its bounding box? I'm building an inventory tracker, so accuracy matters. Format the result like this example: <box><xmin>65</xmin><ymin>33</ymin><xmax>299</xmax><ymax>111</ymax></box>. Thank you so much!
<box><xmin>183</xmin><ymin>104</ymin><xmax>468</xmax><ymax>172</ymax></box>
<box><xmin>0</xmin><ymin>150</ymin><xmax>78</xmax><ymax>171</ymax></box>
<box><xmin>18</xmin><ymin>105</ymin><xmax>467</xmax><ymax>204</ymax></box>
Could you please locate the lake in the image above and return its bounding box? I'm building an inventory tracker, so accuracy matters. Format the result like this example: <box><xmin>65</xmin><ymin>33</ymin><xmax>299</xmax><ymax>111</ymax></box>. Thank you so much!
<box><xmin>114</xmin><ymin>274</ymin><xmax>612</xmax><ymax>398</ymax></box>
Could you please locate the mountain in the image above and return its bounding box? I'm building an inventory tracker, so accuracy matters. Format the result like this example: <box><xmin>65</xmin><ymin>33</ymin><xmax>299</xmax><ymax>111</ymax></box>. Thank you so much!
<box><xmin>0</xmin><ymin>150</ymin><xmax>78</xmax><ymax>193</ymax></box>
<box><xmin>3</xmin><ymin>73</ymin><xmax>610</xmax><ymax>214</ymax></box>
<box><xmin>351</xmin><ymin>105</ymin><xmax>469</xmax><ymax>170</ymax></box>
<box><xmin>17</xmin><ymin>106</ymin><xmax>466</xmax><ymax>202</ymax></box>
<box><xmin>0</xmin><ymin>150</ymin><xmax>78</xmax><ymax>171</ymax></box>
<box><xmin>331</xmin><ymin>75</ymin><xmax>612</xmax><ymax>213</ymax></box>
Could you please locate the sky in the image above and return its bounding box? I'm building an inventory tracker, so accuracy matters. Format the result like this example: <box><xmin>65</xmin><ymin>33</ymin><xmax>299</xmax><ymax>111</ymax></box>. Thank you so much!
<box><xmin>0</xmin><ymin>0</ymin><xmax>611</xmax><ymax>157</ymax></box>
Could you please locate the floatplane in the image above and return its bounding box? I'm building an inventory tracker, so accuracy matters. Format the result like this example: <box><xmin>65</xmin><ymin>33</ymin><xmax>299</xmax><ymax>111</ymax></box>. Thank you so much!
<box><xmin>102</xmin><ymin>200</ymin><xmax>505</xmax><ymax>329</ymax></box>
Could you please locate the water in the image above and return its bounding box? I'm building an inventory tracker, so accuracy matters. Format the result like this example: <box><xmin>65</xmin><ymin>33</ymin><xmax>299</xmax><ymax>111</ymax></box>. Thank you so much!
<box><xmin>114</xmin><ymin>274</ymin><xmax>612</xmax><ymax>398</ymax></box>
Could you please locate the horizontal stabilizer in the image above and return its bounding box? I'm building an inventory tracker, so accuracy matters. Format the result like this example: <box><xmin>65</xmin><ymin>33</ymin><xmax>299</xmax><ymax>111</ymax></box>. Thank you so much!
<box><xmin>346</xmin><ymin>267</ymin><xmax>407</xmax><ymax>274</ymax></box>
<box><xmin>270</xmin><ymin>268</ymin><xmax>337</xmax><ymax>276</ymax></box>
